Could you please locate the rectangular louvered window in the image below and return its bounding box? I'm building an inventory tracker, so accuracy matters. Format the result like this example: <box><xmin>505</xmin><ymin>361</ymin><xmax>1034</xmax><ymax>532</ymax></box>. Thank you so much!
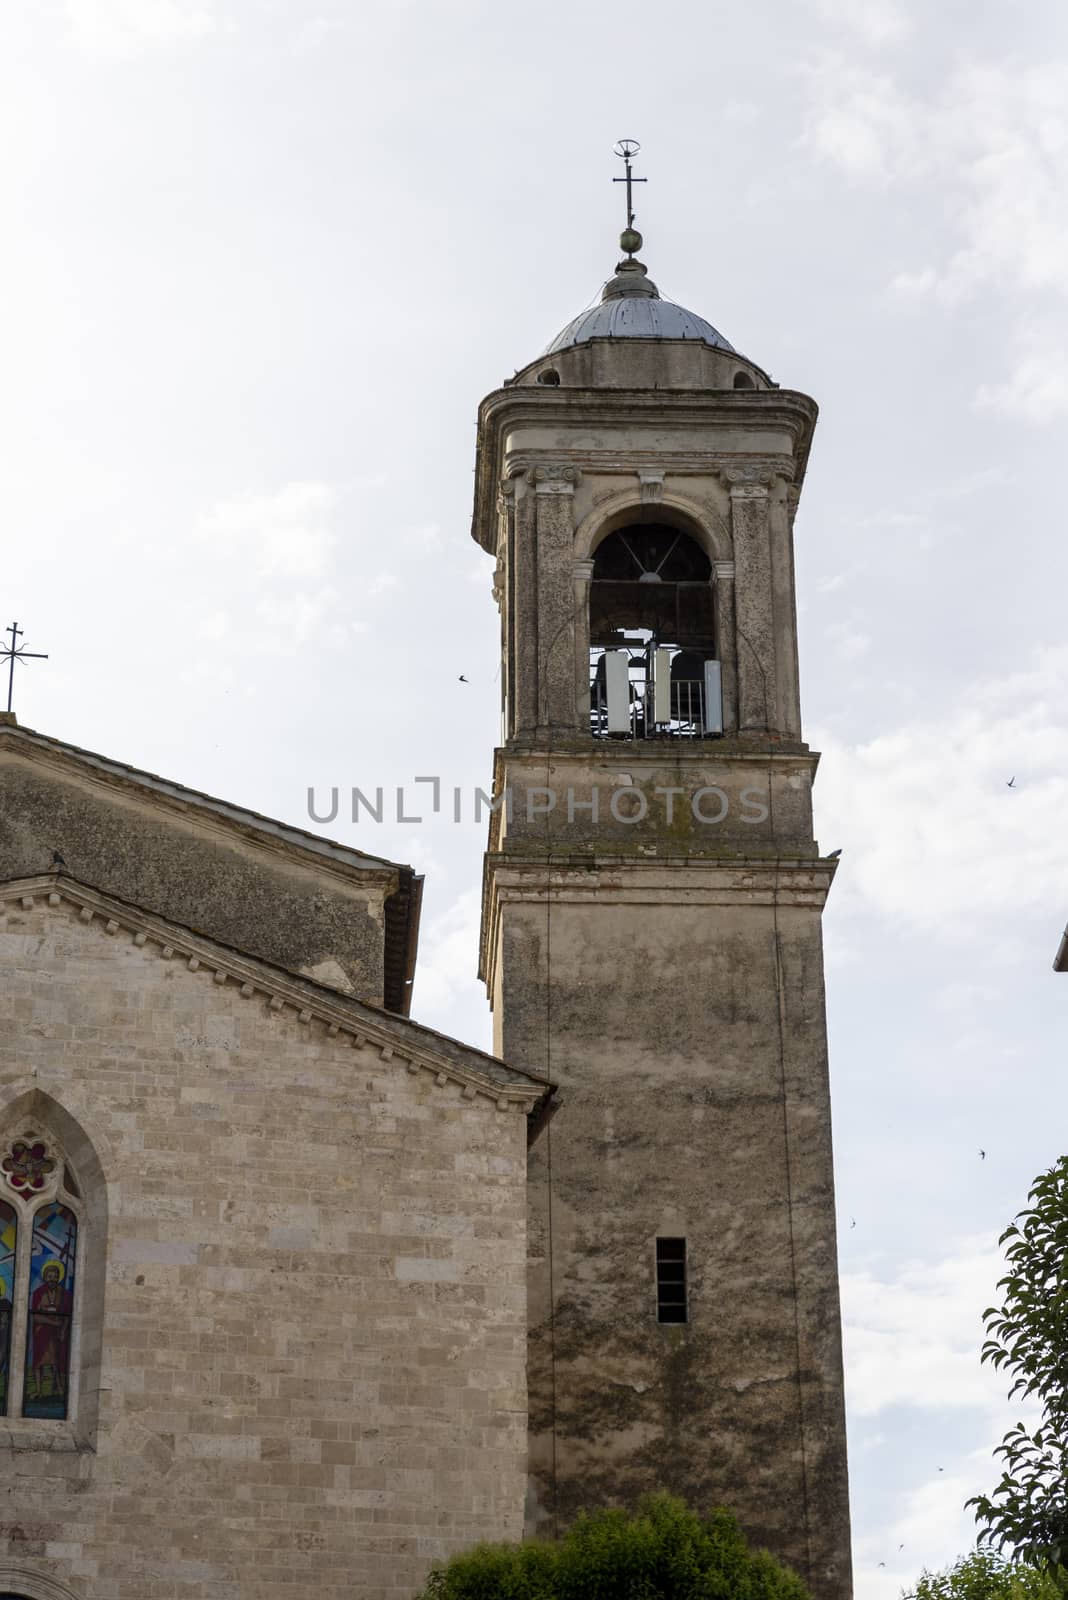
<box><xmin>656</xmin><ymin>1237</ymin><xmax>687</xmax><ymax>1324</ymax></box>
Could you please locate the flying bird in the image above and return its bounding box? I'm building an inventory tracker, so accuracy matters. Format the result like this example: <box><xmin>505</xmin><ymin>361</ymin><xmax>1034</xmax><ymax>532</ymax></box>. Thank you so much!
<box><xmin>980</xmin><ymin>1150</ymin><xmax>986</xmax><ymax>1160</ymax></box>
<box><xmin>850</xmin><ymin>1217</ymin><xmax>856</xmax><ymax>1229</ymax></box>
<box><xmin>458</xmin><ymin>675</ymin><xmax>468</xmax><ymax>683</ymax></box>
<box><xmin>1007</xmin><ymin>777</ymin><xmax>1016</xmax><ymax>788</ymax></box>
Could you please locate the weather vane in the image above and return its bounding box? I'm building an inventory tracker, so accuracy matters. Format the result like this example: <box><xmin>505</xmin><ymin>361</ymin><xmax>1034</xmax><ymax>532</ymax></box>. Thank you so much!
<box><xmin>2</xmin><ymin>621</ymin><xmax>48</xmax><ymax>715</ymax></box>
<box><xmin>613</xmin><ymin>138</ymin><xmax>646</xmax><ymax>231</ymax></box>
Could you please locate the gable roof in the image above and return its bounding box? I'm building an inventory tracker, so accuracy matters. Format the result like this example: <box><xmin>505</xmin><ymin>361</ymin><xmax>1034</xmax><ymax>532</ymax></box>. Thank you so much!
<box><xmin>0</xmin><ymin>715</ymin><xmax>422</xmax><ymax>1015</ymax></box>
<box><xmin>0</xmin><ymin>872</ymin><xmax>552</xmax><ymax>1117</ymax></box>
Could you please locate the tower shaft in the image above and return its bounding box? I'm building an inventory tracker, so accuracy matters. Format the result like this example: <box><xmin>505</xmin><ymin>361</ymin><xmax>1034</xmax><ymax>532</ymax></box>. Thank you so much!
<box><xmin>474</xmin><ymin>332</ymin><xmax>852</xmax><ymax>1598</ymax></box>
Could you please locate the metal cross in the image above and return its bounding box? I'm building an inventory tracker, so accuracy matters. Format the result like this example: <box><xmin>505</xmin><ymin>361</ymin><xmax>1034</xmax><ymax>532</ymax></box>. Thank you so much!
<box><xmin>613</xmin><ymin>138</ymin><xmax>646</xmax><ymax>229</ymax></box>
<box><xmin>2</xmin><ymin>621</ymin><xmax>48</xmax><ymax>714</ymax></box>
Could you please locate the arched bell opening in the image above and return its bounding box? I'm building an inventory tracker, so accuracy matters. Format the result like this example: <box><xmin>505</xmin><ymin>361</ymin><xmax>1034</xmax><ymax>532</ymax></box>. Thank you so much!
<box><xmin>587</xmin><ymin>522</ymin><xmax>723</xmax><ymax>740</ymax></box>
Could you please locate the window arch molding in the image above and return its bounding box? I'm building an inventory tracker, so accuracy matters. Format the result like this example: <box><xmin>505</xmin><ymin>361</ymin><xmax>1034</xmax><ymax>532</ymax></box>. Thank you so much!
<box><xmin>572</xmin><ymin>490</ymin><xmax>731</xmax><ymax>568</ymax></box>
<box><xmin>0</xmin><ymin>1570</ymin><xmax>85</xmax><ymax>1600</ymax></box>
<box><xmin>0</xmin><ymin>1089</ymin><xmax>108</xmax><ymax>1447</ymax></box>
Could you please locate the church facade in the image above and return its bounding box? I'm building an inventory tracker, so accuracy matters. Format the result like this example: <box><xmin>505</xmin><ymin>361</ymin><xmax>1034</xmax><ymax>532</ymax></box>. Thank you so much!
<box><xmin>0</xmin><ymin>191</ymin><xmax>851</xmax><ymax>1599</ymax></box>
<box><xmin>0</xmin><ymin>724</ymin><xmax>548</xmax><ymax>1600</ymax></box>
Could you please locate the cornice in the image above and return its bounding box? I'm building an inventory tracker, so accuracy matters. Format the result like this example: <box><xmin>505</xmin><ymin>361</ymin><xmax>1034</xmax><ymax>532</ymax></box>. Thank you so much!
<box><xmin>478</xmin><ymin>853</ymin><xmax>836</xmax><ymax>986</ymax></box>
<box><xmin>1</xmin><ymin>875</ymin><xmax>549</xmax><ymax>1115</ymax></box>
<box><xmin>472</xmin><ymin>387</ymin><xmax>818</xmax><ymax>551</ymax></box>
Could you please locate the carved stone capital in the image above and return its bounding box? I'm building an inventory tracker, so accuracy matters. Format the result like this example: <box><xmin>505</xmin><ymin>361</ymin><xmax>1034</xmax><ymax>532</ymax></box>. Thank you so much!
<box><xmin>713</xmin><ymin>560</ymin><xmax>735</xmax><ymax>581</ymax></box>
<box><xmin>729</xmin><ymin>483</ymin><xmax>769</xmax><ymax>501</ymax></box>
<box><xmin>528</xmin><ymin>464</ymin><xmax>581</xmax><ymax>496</ymax></box>
<box><xmin>572</xmin><ymin>559</ymin><xmax>595</xmax><ymax>583</ymax></box>
<box><xmin>716</xmin><ymin>456</ymin><xmax>794</xmax><ymax>491</ymax></box>
<box><xmin>638</xmin><ymin>469</ymin><xmax>664</xmax><ymax>504</ymax></box>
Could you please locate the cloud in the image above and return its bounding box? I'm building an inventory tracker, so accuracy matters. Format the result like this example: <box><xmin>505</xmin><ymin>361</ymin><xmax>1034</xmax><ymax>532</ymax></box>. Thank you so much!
<box><xmin>64</xmin><ymin>0</ymin><xmax>225</xmax><ymax>58</ymax></box>
<box><xmin>842</xmin><ymin>1238</ymin><xmax>1003</xmax><ymax>1418</ymax></box>
<box><xmin>810</xmin><ymin>0</ymin><xmax>912</xmax><ymax>47</ymax></box>
<box><xmin>197</xmin><ymin>482</ymin><xmax>337</xmax><ymax>580</ymax></box>
<box><xmin>974</xmin><ymin>341</ymin><xmax>1068</xmax><ymax>423</ymax></box>
<box><xmin>812</xmin><ymin>646</ymin><xmax>1068</xmax><ymax>942</ymax></box>
<box><xmin>804</xmin><ymin>59</ymin><xmax>1068</xmax><ymax>313</ymax></box>
<box><xmin>412</xmin><ymin>888</ymin><xmax>484</xmax><ymax>1018</ymax></box>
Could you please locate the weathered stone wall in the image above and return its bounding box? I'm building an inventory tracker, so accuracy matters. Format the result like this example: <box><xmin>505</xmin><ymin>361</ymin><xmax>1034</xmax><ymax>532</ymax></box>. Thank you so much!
<box><xmin>493</xmin><ymin>875</ymin><xmax>850</xmax><ymax>1595</ymax></box>
<box><xmin>0</xmin><ymin>896</ymin><xmax>530</xmax><ymax>1600</ymax></box>
<box><xmin>0</xmin><ymin>751</ymin><xmax>395</xmax><ymax>1004</ymax></box>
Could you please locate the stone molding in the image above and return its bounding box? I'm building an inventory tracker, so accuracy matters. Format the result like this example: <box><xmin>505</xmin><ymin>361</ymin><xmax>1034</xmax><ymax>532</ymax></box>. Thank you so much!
<box><xmin>527</xmin><ymin>464</ymin><xmax>581</xmax><ymax>496</ymax></box>
<box><xmin>486</xmin><ymin>855</ymin><xmax>835</xmax><ymax>909</ymax></box>
<box><xmin>718</xmin><ymin>459</ymin><xmax>793</xmax><ymax>489</ymax></box>
<box><xmin>0</xmin><ymin>876</ymin><xmax>547</xmax><ymax>1115</ymax></box>
<box><xmin>0</xmin><ymin>1569</ymin><xmax>84</xmax><ymax>1600</ymax></box>
<box><xmin>637</xmin><ymin>470</ymin><xmax>664</xmax><ymax>503</ymax></box>
<box><xmin>479</xmin><ymin>853</ymin><xmax>835</xmax><ymax>987</ymax></box>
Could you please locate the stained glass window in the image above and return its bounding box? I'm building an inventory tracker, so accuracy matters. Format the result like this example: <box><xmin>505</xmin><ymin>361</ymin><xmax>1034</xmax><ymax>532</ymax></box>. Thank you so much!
<box><xmin>0</xmin><ymin>1200</ymin><xmax>16</xmax><ymax>1414</ymax></box>
<box><xmin>23</xmin><ymin>1202</ymin><xmax>77</xmax><ymax>1420</ymax></box>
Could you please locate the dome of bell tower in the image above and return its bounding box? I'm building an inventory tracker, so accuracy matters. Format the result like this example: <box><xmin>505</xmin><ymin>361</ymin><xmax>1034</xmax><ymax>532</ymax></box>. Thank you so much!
<box><xmin>542</xmin><ymin>233</ymin><xmax>738</xmax><ymax>358</ymax></box>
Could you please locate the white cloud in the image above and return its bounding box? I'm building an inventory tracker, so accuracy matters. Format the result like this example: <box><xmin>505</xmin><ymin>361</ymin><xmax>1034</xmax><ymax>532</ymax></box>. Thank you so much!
<box><xmin>812</xmin><ymin>646</ymin><xmax>1068</xmax><ymax>941</ymax></box>
<box><xmin>198</xmin><ymin>482</ymin><xmax>337</xmax><ymax>581</ymax></box>
<box><xmin>974</xmin><ymin>342</ymin><xmax>1068</xmax><ymax>423</ymax></box>
<box><xmin>842</xmin><ymin>1239</ymin><xmax>1003</xmax><ymax>1418</ymax></box>
<box><xmin>810</xmin><ymin>0</ymin><xmax>912</xmax><ymax>47</ymax></box>
<box><xmin>412</xmin><ymin>888</ymin><xmax>484</xmax><ymax>1017</ymax></box>
<box><xmin>804</xmin><ymin>59</ymin><xmax>1068</xmax><ymax>318</ymax></box>
<box><xmin>825</xmin><ymin>619</ymin><xmax>871</xmax><ymax>660</ymax></box>
<box><xmin>64</xmin><ymin>0</ymin><xmax>225</xmax><ymax>58</ymax></box>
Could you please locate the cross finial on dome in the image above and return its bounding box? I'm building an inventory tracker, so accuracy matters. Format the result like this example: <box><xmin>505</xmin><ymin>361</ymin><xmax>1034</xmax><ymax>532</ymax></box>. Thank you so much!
<box><xmin>605</xmin><ymin>139</ymin><xmax>658</xmax><ymax>302</ymax></box>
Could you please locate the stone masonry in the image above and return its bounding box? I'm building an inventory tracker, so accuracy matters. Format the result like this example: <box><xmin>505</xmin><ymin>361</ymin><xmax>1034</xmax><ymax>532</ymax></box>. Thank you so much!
<box><xmin>0</xmin><ymin>878</ymin><xmax>546</xmax><ymax>1600</ymax></box>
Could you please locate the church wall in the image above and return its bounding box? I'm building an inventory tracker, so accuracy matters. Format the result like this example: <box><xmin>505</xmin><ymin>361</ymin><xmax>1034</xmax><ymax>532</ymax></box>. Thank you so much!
<box><xmin>0</xmin><ymin>756</ymin><xmax>393</xmax><ymax>1004</ymax></box>
<box><xmin>0</xmin><ymin>899</ymin><xmax>530</xmax><ymax>1600</ymax></box>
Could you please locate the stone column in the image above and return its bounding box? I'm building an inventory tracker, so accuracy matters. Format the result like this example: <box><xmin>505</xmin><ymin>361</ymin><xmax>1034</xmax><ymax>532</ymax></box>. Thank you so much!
<box><xmin>572</xmin><ymin>559</ymin><xmax>594</xmax><ymax>733</ymax></box>
<box><xmin>713</xmin><ymin>559</ymin><xmax>738</xmax><ymax>734</ymax></box>
<box><xmin>730</xmin><ymin>481</ymin><xmax>778</xmax><ymax>735</ymax></box>
<box><xmin>532</xmin><ymin>465</ymin><xmax>580</xmax><ymax>732</ymax></box>
<box><xmin>508</xmin><ymin>477</ymin><xmax>539</xmax><ymax>738</ymax></box>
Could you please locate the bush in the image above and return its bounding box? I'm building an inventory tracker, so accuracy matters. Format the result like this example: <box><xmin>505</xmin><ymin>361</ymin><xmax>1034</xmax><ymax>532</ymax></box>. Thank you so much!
<box><xmin>903</xmin><ymin>1550</ymin><xmax>1065</xmax><ymax>1600</ymax></box>
<box><xmin>416</xmin><ymin>1493</ymin><xmax>810</xmax><ymax>1599</ymax></box>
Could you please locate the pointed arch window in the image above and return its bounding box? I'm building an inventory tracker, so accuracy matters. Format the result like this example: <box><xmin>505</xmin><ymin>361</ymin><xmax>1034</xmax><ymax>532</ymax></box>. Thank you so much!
<box><xmin>0</xmin><ymin>1132</ymin><xmax>83</xmax><ymax>1422</ymax></box>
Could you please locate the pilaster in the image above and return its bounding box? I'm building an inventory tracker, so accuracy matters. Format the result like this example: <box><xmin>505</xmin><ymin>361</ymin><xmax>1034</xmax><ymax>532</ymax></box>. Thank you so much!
<box><xmin>730</xmin><ymin>480</ymin><xmax>779</xmax><ymax>734</ymax></box>
<box><xmin>531</xmin><ymin>466</ymin><xmax>581</xmax><ymax>732</ymax></box>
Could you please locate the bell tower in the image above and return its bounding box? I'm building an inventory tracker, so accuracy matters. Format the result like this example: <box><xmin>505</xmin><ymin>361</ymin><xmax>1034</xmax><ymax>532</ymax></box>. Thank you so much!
<box><xmin>472</xmin><ymin>147</ymin><xmax>852</xmax><ymax>1599</ymax></box>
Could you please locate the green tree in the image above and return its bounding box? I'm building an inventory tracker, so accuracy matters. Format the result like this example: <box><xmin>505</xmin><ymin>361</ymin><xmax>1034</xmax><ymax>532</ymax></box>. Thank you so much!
<box><xmin>903</xmin><ymin>1550</ymin><xmax>1063</xmax><ymax>1600</ymax></box>
<box><xmin>414</xmin><ymin>1493</ymin><xmax>810</xmax><ymax>1599</ymax></box>
<box><xmin>967</xmin><ymin>1157</ymin><xmax>1068</xmax><ymax>1572</ymax></box>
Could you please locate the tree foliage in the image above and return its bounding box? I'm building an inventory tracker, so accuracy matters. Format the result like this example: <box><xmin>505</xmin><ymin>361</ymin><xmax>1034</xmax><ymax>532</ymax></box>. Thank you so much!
<box><xmin>414</xmin><ymin>1493</ymin><xmax>810</xmax><ymax>1600</ymax></box>
<box><xmin>902</xmin><ymin>1549</ymin><xmax>1064</xmax><ymax>1600</ymax></box>
<box><xmin>968</xmin><ymin>1158</ymin><xmax>1068</xmax><ymax>1571</ymax></box>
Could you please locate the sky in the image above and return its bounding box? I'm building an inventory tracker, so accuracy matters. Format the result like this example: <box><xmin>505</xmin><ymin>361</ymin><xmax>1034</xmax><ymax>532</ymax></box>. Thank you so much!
<box><xmin>2</xmin><ymin>1</ymin><xmax>1068</xmax><ymax>1593</ymax></box>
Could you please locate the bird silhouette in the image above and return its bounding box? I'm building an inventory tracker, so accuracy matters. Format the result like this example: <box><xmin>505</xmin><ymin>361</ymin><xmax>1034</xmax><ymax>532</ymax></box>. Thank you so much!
<box><xmin>827</xmin><ymin>848</ymin><xmax>842</xmax><ymax>860</ymax></box>
<box><xmin>1007</xmin><ymin>777</ymin><xmax>1015</xmax><ymax>787</ymax></box>
<box><xmin>980</xmin><ymin>1150</ymin><xmax>986</xmax><ymax>1160</ymax></box>
<box><xmin>458</xmin><ymin>675</ymin><xmax>468</xmax><ymax>683</ymax></box>
<box><xmin>51</xmin><ymin>850</ymin><xmax>67</xmax><ymax>869</ymax></box>
<box><xmin>850</xmin><ymin>1217</ymin><xmax>856</xmax><ymax>1229</ymax></box>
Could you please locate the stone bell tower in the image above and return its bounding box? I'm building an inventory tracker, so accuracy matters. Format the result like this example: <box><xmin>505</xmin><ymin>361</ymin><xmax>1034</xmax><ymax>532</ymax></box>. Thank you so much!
<box><xmin>472</xmin><ymin>151</ymin><xmax>852</xmax><ymax>1599</ymax></box>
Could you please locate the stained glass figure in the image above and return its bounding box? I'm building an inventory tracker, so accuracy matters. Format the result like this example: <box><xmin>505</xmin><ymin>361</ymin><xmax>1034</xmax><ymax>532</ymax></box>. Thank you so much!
<box><xmin>0</xmin><ymin>1200</ymin><xmax>15</xmax><ymax>1414</ymax></box>
<box><xmin>23</xmin><ymin>1202</ymin><xmax>77</xmax><ymax>1420</ymax></box>
<box><xmin>2</xmin><ymin>1139</ymin><xmax>55</xmax><ymax>1194</ymax></box>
